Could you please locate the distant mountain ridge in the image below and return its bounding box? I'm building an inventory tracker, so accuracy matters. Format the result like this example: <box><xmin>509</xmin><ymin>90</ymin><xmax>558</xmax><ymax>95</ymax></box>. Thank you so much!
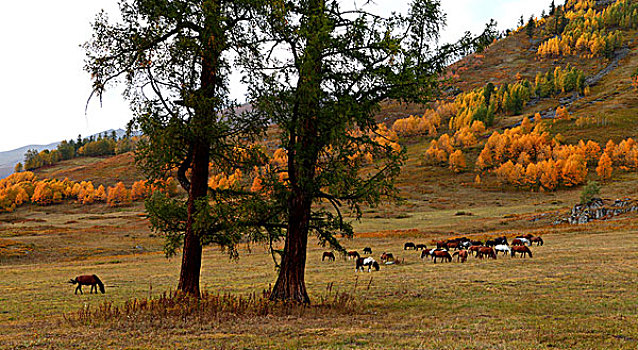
<box><xmin>0</xmin><ymin>129</ymin><xmax>127</xmax><ymax>179</ymax></box>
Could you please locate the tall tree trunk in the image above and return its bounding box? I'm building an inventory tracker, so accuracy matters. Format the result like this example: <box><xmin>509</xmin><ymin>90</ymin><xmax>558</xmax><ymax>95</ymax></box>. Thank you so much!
<box><xmin>177</xmin><ymin>0</ymin><xmax>219</xmax><ymax>297</ymax></box>
<box><xmin>269</xmin><ymin>0</ymin><xmax>326</xmax><ymax>304</ymax></box>
<box><xmin>270</xmin><ymin>191</ymin><xmax>312</xmax><ymax>303</ymax></box>
<box><xmin>177</xmin><ymin>141</ymin><xmax>209</xmax><ymax>297</ymax></box>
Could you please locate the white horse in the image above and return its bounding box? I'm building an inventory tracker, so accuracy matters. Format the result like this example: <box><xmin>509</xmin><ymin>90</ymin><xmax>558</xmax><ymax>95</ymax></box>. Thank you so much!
<box><xmin>494</xmin><ymin>244</ymin><xmax>511</xmax><ymax>256</ymax></box>
<box><xmin>355</xmin><ymin>257</ymin><xmax>380</xmax><ymax>272</ymax></box>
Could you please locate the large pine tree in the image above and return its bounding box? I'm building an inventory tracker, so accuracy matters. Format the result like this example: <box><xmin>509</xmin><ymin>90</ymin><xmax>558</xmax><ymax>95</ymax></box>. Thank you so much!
<box><xmin>84</xmin><ymin>0</ymin><xmax>270</xmax><ymax>297</ymax></box>
<box><xmin>242</xmin><ymin>0</ymin><xmax>451</xmax><ymax>303</ymax></box>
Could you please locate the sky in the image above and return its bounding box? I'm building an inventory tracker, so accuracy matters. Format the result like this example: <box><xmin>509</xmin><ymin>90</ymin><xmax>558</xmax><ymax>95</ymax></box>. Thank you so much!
<box><xmin>0</xmin><ymin>0</ymin><xmax>552</xmax><ymax>152</ymax></box>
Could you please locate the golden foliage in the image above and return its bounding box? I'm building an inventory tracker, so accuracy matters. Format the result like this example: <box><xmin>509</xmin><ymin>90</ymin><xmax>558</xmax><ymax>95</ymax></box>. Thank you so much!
<box><xmin>448</xmin><ymin>150</ymin><xmax>467</xmax><ymax>173</ymax></box>
<box><xmin>107</xmin><ymin>182</ymin><xmax>132</xmax><ymax>207</ymax></box>
<box><xmin>596</xmin><ymin>152</ymin><xmax>613</xmax><ymax>181</ymax></box>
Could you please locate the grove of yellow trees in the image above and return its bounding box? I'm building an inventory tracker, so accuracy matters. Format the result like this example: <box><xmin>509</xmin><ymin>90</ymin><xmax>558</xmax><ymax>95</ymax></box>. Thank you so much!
<box><xmin>0</xmin><ymin>172</ymin><xmax>178</xmax><ymax>212</ymax></box>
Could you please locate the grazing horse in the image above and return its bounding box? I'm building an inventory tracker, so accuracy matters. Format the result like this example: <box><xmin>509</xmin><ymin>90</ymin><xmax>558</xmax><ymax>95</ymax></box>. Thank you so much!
<box><xmin>69</xmin><ymin>275</ymin><xmax>105</xmax><ymax>294</ymax></box>
<box><xmin>530</xmin><ymin>236</ymin><xmax>544</xmax><ymax>246</ymax></box>
<box><xmin>452</xmin><ymin>250</ymin><xmax>469</xmax><ymax>263</ymax></box>
<box><xmin>362</xmin><ymin>247</ymin><xmax>372</xmax><ymax>255</ymax></box>
<box><xmin>468</xmin><ymin>245</ymin><xmax>483</xmax><ymax>256</ymax></box>
<box><xmin>512</xmin><ymin>238</ymin><xmax>531</xmax><ymax>246</ymax></box>
<box><xmin>432</xmin><ymin>250</ymin><xmax>452</xmax><ymax>263</ymax></box>
<box><xmin>511</xmin><ymin>245</ymin><xmax>533</xmax><ymax>258</ymax></box>
<box><xmin>493</xmin><ymin>244</ymin><xmax>511</xmax><ymax>256</ymax></box>
<box><xmin>404</xmin><ymin>242</ymin><xmax>416</xmax><ymax>250</ymax></box>
<box><xmin>322</xmin><ymin>252</ymin><xmax>335</xmax><ymax>261</ymax></box>
<box><xmin>421</xmin><ymin>248</ymin><xmax>446</xmax><ymax>259</ymax></box>
<box><xmin>517</xmin><ymin>233</ymin><xmax>534</xmax><ymax>240</ymax></box>
<box><xmin>415</xmin><ymin>244</ymin><xmax>427</xmax><ymax>250</ymax></box>
<box><xmin>485</xmin><ymin>239</ymin><xmax>497</xmax><ymax>247</ymax></box>
<box><xmin>380</xmin><ymin>252</ymin><xmax>394</xmax><ymax>262</ymax></box>
<box><xmin>477</xmin><ymin>247</ymin><xmax>497</xmax><ymax>260</ymax></box>
<box><xmin>446</xmin><ymin>241</ymin><xmax>460</xmax><ymax>250</ymax></box>
<box><xmin>347</xmin><ymin>251</ymin><xmax>360</xmax><ymax>260</ymax></box>
<box><xmin>355</xmin><ymin>257</ymin><xmax>380</xmax><ymax>272</ymax></box>
<box><xmin>495</xmin><ymin>236</ymin><xmax>509</xmax><ymax>245</ymax></box>
<box><xmin>470</xmin><ymin>240</ymin><xmax>483</xmax><ymax>246</ymax></box>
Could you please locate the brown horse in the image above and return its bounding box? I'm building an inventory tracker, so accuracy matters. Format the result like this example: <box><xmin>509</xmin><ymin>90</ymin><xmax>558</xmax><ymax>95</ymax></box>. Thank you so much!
<box><xmin>322</xmin><ymin>252</ymin><xmax>335</xmax><ymax>261</ymax></box>
<box><xmin>362</xmin><ymin>247</ymin><xmax>372</xmax><ymax>255</ymax></box>
<box><xmin>69</xmin><ymin>275</ymin><xmax>105</xmax><ymax>294</ymax></box>
<box><xmin>380</xmin><ymin>252</ymin><xmax>394</xmax><ymax>262</ymax></box>
<box><xmin>446</xmin><ymin>241</ymin><xmax>460</xmax><ymax>250</ymax></box>
<box><xmin>432</xmin><ymin>250</ymin><xmax>452</xmax><ymax>263</ymax></box>
<box><xmin>452</xmin><ymin>250</ymin><xmax>469</xmax><ymax>263</ymax></box>
<box><xmin>415</xmin><ymin>244</ymin><xmax>427</xmax><ymax>250</ymax></box>
<box><xmin>530</xmin><ymin>236</ymin><xmax>544</xmax><ymax>246</ymax></box>
<box><xmin>347</xmin><ymin>251</ymin><xmax>360</xmax><ymax>260</ymax></box>
<box><xmin>511</xmin><ymin>245</ymin><xmax>533</xmax><ymax>258</ymax></box>
<box><xmin>468</xmin><ymin>245</ymin><xmax>483</xmax><ymax>256</ymax></box>
<box><xmin>518</xmin><ymin>233</ymin><xmax>534</xmax><ymax>240</ymax></box>
<box><xmin>435</xmin><ymin>240</ymin><xmax>447</xmax><ymax>249</ymax></box>
<box><xmin>477</xmin><ymin>247</ymin><xmax>497</xmax><ymax>260</ymax></box>
<box><xmin>511</xmin><ymin>238</ymin><xmax>524</xmax><ymax>246</ymax></box>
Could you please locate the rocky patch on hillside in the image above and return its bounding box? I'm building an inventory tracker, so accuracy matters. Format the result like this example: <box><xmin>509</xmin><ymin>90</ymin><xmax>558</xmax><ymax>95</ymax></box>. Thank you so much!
<box><xmin>554</xmin><ymin>197</ymin><xmax>638</xmax><ymax>225</ymax></box>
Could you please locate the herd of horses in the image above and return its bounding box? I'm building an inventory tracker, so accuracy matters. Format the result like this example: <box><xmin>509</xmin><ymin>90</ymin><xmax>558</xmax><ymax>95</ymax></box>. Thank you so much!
<box><xmin>323</xmin><ymin>234</ymin><xmax>543</xmax><ymax>272</ymax></box>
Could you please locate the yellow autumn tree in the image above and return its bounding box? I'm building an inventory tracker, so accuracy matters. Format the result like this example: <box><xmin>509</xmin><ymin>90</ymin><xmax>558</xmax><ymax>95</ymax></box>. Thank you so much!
<box><xmin>596</xmin><ymin>152</ymin><xmax>613</xmax><ymax>181</ymax></box>
<box><xmin>448</xmin><ymin>150</ymin><xmax>467</xmax><ymax>173</ymax></box>
<box><xmin>107</xmin><ymin>182</ymin><xmax>131</xmax><ymax>207</ymax></box>
<box><xmin>131</xmin><ymin>180</ymin><xmax>150</xmax><ymax>201</ymax></box>
<box><xmin>32</xmin><ymin>181</ymin><xmax>54</xmax><ymax>205</ymax></box>
<box><xmin>95</xmin><ymin>185</ymin><xmax>107</xmax><ymax>202</ymax></box>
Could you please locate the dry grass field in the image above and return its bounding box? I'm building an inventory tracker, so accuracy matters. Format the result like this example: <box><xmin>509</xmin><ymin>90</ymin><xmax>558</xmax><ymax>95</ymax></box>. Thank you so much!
<box><xmin>0</xmin><ymin>199</ymin><xmax>637</xmax><ymax>349</ymax></box>
<box><xmin>2</xmin><ymin>6</ymin><xmax>638</xmax><ymax>349</ymax></box>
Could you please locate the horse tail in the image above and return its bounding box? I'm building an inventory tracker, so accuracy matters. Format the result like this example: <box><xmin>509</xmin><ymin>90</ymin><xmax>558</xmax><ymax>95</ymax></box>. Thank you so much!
<box><xmin>93</xmin><ymin>275</ymin><xmax>105</xmax><ymax>294</ymax></box>
<box><xmin>528</xmin><ymin>249</ymin><xmax>533</xmax><ymax>258</ymax></box>
<box><xmin>539</xmin><ymin>237</ymin><xmax>543</xmax><ymax>246</ymax></box>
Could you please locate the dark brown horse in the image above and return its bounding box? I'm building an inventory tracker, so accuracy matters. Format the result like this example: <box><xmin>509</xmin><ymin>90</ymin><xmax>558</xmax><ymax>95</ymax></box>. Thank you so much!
<box><xmin>363</xmin><ymin>247</ymin><xmax>372</xmax><ymax>255</ymax></box>
<box><xmin>69</xmin><ymin>275</ymin><xmax>105</xmax><ymax>294</ymax></box>
<box><xmin>404</xmin><ymin>242</ymin><xmax>416</xmax><ymax>250</ymax></box>
<box><xmin>452</xmin><ymin>250</ymin><xmax>469</xmax><ymax>263</ymax></box>
<box><xmin>432</xmin><ymin>250</ymin><xmax>452</xmax><ymax>263</ymax></box>
<box><xmin>322</xmin><ymin>252</ymin><xmax>335</xmax><ymax>261</ymax></box>
<box><xmin>530</xmin><ymin>236</ymin><xmax>544</xmax><ymax>246</ymax></box>
<box><xmin>347</xmin><ymin>251</ymin><xmax>360</xmax><ymax>260</ymax></box>
<box><xmin>415</xmin><ymin>244</ymin><xmax>427</xmax><ymax>250</ymax></box>
<box><xmin>511</xmin><ymin>245</ymin><xmax>533</xmax><ymax>258</ymax></box>
<box><xmin>477</xmin><ymin>247</ymin><xmax>497</xmax><ymax>260</ymax></box>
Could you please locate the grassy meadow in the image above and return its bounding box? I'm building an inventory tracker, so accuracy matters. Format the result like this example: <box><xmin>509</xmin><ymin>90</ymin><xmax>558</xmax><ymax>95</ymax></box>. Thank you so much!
<box><xmin>1</xmin><ymin>198</ymin><xmax>637</xmax><ymax>349</ymax></box>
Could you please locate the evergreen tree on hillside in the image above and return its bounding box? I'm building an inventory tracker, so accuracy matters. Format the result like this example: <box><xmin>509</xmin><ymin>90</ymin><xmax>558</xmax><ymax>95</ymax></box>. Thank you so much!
<box><xmin>526</xmin><ymin>15</ymin><xmax>535</xmax><ymax>37</ymax></box>
<box><xmin>550</xmin><ymin>0</ymin><xmax>556</xmax><ymax>16</ymax></box>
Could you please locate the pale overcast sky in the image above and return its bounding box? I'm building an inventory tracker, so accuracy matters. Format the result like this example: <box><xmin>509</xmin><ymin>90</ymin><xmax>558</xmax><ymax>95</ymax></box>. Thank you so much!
<box><xmin>0</xmin><ymin>0</ymin><xmax>551</xmax><ymax>152</ymax></box>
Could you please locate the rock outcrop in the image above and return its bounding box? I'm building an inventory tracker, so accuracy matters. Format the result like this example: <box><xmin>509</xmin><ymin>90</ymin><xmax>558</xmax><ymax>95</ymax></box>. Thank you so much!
<box><xmin>554</xmin><ymin>197</ymin><xmax>638</xmax><ymax>225</ymax></box>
